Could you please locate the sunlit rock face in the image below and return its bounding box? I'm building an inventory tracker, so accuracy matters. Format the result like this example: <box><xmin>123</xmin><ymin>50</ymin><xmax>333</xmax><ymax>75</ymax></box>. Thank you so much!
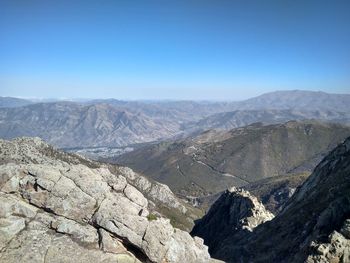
<box><xmin>0</xmin><ymin>137</ymin><xmax>217</xmax><ymax>263</ymax></box>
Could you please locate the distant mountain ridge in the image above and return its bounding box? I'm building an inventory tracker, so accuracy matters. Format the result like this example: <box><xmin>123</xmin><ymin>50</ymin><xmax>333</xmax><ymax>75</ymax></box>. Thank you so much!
<box><xmin>235</xmin><ymin>90</ymin><xmax>350</xmax><ymax>112</ymax></box>
<box><xmin>185</xmin><ymin>109</ymin><xmax>350</xmax><ymax>132</ymax></box>
<box><xmin>0</xmin><ymin>102</ymin><xmax>180</xmax><ymax>148</ymax></box>
<box><xmin>0</xmin><ymin>90</ymin><xmax>350</xmax><ymax>148</ymax></box>
<box><xmin>0</xmin><ymin>97</ymin><xmax>33</xmax><ymax>108</ymax></box>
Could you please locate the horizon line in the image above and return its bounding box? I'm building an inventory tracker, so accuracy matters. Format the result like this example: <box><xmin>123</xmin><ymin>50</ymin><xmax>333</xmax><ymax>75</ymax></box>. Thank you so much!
<box><xmin>2</xmin><ymin>89</ymin><xmax>350</xmax><ymax>102</ymax></box>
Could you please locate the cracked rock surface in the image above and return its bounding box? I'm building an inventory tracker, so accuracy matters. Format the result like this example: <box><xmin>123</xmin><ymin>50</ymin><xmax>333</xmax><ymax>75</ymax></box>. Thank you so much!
<box><xmin>0</xmin><ymin>137</ymin><xmax>216</xmax><ymax>263</ymax></box>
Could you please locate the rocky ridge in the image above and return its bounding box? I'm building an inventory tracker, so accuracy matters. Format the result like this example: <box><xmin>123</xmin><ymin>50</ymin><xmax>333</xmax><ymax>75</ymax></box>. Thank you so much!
<box><xmin>192</xmin><ymin>137</ymin><xmax>350</xmax><ymax>262</ymax></box>
<box><xmin>0</xmin><ymin>137</ymin><xmax>188</xmax><ymax>219</ymax></box>
<box><xmin>0</xmin><ymin>137</ymin><xmax>217</xmax><ymax>263</ymax></box>
<box><xmin>191</xmin><ymin>187</ymin><xmax>274</xmax><ymax>257</ymax></box>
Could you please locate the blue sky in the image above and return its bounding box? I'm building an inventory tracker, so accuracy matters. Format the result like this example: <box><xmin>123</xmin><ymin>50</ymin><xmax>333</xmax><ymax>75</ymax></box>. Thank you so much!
<box><xmin>0</xmin><ymin>0</ymin><xmax>349</xmax><ymax>100</ymax></box>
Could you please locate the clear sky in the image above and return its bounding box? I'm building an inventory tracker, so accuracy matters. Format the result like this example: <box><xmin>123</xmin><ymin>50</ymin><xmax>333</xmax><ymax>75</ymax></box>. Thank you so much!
<box><xmin>0</xmin><ymin>0</ymin><xmax>349</xmax><ymax>100</ymax></box>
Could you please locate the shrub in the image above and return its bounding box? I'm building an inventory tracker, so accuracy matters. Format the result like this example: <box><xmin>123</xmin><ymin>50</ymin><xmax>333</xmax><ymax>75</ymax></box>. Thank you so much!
<box><xmin>147</xmin><ymin>213</ymin><xmax>157</xmax><ymax>221</ymax></box>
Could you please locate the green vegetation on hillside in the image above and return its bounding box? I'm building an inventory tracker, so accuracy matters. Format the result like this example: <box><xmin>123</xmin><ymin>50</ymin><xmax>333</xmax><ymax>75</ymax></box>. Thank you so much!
<box><xmin>115</xmin><ymin>120</ymin><xmax>350</xmax><ymax>197</ymax></box>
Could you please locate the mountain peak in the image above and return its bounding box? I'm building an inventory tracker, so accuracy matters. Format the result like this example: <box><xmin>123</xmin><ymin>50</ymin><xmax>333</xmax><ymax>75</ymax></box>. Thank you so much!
<box><xmin>191</xmin><ymin>187</ymin><xmax>274</xmax><ymax>256</ymax></box>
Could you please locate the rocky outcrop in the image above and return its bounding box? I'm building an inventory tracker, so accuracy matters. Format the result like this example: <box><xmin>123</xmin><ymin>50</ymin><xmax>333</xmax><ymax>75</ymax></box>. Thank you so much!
<box><xmin>117</xmin><ymin>166</ymin><xmax>187</xmax><ymax>214</ymax></box>
<box><xmin>193</xmin><ymin>137</ymin><xmax>350</xmax><ymax>262</ymax></box>
<box><xmin>306</xmin><ymin>219</ymin><xmax>350</xmax><ymax>263</ymax></box>
<box><xmin>0</xmin><ymin>137</ymin><xmax>216</xmax><ymax>263</ymax></box>
<box><xmin>0</xmin><ymin>137</ymin><xmax>190</xmax><ymax>228</ymax></box>
<box><xmin>191</xmin><ymin>187</ymin><xmax>274</xmax><ymax>257</ymax></box>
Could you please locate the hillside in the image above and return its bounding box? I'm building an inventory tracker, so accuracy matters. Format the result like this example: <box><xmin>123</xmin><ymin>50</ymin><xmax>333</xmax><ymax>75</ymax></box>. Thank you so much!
<box><xmin>242</xmin><ymin>172</ymin><xmax>310</xmax><ymax>214</ymax></box>
<box><xmin>115</xmin><ymin>120</ymin><xmax>350</xmax><ymax>196</ymax></box>
<box><xmin>192</xmin><ymin>136</ymin><xmax>350</xmax><ymax>262</ymax></box>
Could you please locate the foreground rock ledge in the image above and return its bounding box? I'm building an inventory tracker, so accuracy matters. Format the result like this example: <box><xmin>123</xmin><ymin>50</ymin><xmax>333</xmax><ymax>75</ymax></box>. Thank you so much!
<box><xmin>0</xmin><ymin>137</ymin><xmax>219</xmax><ymax>263</ymax></box>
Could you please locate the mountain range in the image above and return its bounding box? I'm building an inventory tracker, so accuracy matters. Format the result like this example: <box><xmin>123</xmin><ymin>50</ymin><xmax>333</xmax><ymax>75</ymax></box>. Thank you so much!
<box><xmin>0</xmin><ymin>97</ymin><xmax>33</xmax><ymax>108</ymax></box>
<box><xmin>0</xmin><ymin>102</ymin><xmax>180</xmax><ymax>148</ymax></box>
<box><xmin>1</xmin><ymin>90</ymin><xmax>350</xmax><ymax>148</ymax></box>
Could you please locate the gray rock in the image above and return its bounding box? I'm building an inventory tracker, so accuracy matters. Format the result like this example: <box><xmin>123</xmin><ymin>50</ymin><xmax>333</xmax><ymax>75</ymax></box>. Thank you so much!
<box><xmin>0</xmin><ymin>194</ymin><xmax>38</xmax><ymax>219</ymax></box>
<box><xmin>51</xmin><ymin>217</ymin><xmax>99</xmax><ymax>246</ymax></box>
<box><xmin>93</xmin><ymin>192</ymin><xmax>149</xmax><ymax>247</ymax></box>
<box><xmin>119</xmin><ymin>166</ymin><xmax>187</xmax><ymax>213</ymax></box>
<box><xmin>124</xmin><ymin>184</ymin><xmax>148</xmax><ymax>208</ymax></box>
<box><xmin>0</xmin><ymin>137</ymin><xmax>213</xmax><ymax>263</ymax></box>
<box><xmin>307</xmin><ymin>229</ymin><xmax>350</xmax><ymax>263</ymax></box>
<box><xmin>0</xmin><ymin>227</ymin><xmax>53</xmax><ymax>263</ymax></box>
<box><xmin>98</xmin><ymin>167</ymin><xmax>128</xmax><ymax>191</ymax></box>
<box><xmin>0</xmin><ymin>216</ymin><xmax>26</xmax><ymax>249</ymax></box>
<box><xmin>98</xmin><ymin>228</ymin><xmax>128</xmax><ymax>254</ymax></box>
<box><xmin>166</xmin><ymin>229</ymin><xmax>212</xmax><ymax>263</ymax></box>
<box><xmin>141</xmin><ymin>218</ymin><xmax>174</xmax><ymax>262</ymax></box>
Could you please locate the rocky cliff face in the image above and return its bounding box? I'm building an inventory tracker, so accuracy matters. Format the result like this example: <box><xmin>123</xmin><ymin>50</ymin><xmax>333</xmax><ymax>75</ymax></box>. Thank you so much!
<box><xmin>0</xmin><ymin>137</ymin><xmax>217</xmax><ymax>263</ymax></box>
<box><xmin>192</xmin><ymin>137</ymin><xmax>350</xmax><ymax>263</ymax></box>
<box><xmin>191</xmin><ymin>187</ymin><xmax>274</xmax><ymax>257</ymax></box>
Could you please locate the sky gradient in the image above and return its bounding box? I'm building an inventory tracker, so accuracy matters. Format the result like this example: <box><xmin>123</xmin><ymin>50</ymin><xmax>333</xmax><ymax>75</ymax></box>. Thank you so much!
<box><xmin>1</xmin><ymin>0</ymin><xmax>349</xmax><ymax>100</ymax></box>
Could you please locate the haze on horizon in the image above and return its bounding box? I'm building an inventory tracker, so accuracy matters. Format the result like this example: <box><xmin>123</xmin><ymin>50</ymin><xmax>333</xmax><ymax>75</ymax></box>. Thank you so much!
<box><xmin>1</xmin><ymin>0</ymin><xmax>350</xmax><ymax>100</ymax></box>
